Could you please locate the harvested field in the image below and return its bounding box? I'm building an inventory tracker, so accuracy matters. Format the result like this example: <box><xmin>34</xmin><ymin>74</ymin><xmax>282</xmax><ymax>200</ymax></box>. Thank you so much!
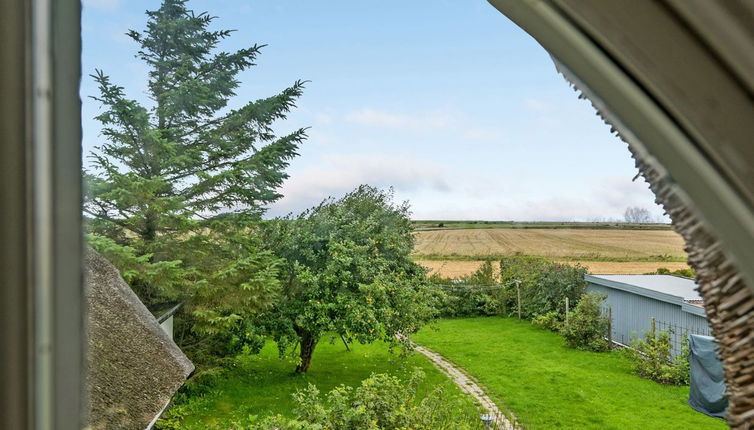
<box><xmin>419</xmin><ymin>260</ymin><xmax>499</xmax><ymax>279</ymax></box>
<box><xmin>568</xmin><ymin>260</ymin><xmax>691</xmax><ymax>274</ymax></box>
<box><xmin>413</xmin><ymin>228</ymin><xmax>686</xmax><ymax>261</ymax></box>
<box><xmin>418</xmin><ymin>260</ymin><xmax>691</xmax><ymax>278</ymax></box>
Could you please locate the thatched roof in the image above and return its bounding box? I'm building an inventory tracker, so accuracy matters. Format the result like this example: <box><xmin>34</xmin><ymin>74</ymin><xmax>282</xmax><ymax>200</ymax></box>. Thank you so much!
<box><xmin>85</xmin><ymin>248</ymin><xmax>194</xmax><ymax>430</ymax></box>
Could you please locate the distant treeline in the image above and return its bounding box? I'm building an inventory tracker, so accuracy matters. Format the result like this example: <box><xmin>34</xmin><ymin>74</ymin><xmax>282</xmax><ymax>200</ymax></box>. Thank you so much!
<box><xmin>411</xmin><ymin>220</ymin><xmax>673</xmax><ymax>231</ymax></box>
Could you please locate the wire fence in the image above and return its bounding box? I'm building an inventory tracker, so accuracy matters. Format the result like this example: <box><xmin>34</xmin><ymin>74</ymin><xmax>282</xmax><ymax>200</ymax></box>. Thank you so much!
<box><xmin>429</xmin><ymin>283</ymin><xmax>504</xmax><ymax>291</ymax></box>
<box><xmin>598</xmin><ymin>305</ymin><xmax>622</xmax><ymax>346</ymax></box>
<box><xmin>654</xmin><ymin>319</ymin><xmax>712</xmax><ymax>354</ymax></box>
<box><xmin>598</xmin><ymin>304</ymin><xmax>712</xmax><ymax>356</ymax></box>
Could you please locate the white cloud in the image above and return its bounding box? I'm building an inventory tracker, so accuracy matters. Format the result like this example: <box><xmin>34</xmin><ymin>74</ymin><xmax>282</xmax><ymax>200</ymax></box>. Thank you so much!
<box><xmin>409</xmin><ymin>175</ymin><xmax>668</xmax><ymax>222</ymax></box>
<box><xmin>399</xmin><ymin>165</ymin><xmax>667</xmax><ymax>222</ymax></box>
<box><xmin>313</xmin><ymin>112</ymin><xmax>335</xmax><ymax>125</ymax></box>
<box><xmin>305</xmin><ymin>129</ymin><xmax>338</xmax><ymax>146</ymax></box>
<box><xmin>523</xmin><ymin>98</ymin><xmax>554</xmax><ymax>113</ymax></box>
<box><xmin>412</xmin><ymin>194</ymin><xmax>665</xmax><ymax>222</ymax></box>
<box><xmin>592</xmin><ymin>176</ymin><xmax>665</xmax><ymax>219</ymax></box>
<box><xmin>411</xmin><ymin>197</ymin><xmax>605</xmax><ymax>222</ymax></box>
<box><xmin>510</xmin><ymin>197</ymin><xmax>621</xmax><ymax>221</ymax></box>
<box><xmin>461</xmin><ymin>127</ymin><xmax>504</xmax><ymax>141</ymax></box>
<box><xmin>343</xmin><ymin>106</ymin><xmax>507</xmax><ymax>146</ymax></box>
<box><xmin>267</xmin><ymin>153</ymin><xmax>451</xmax><ymax>216</ymax></box>
<box><xmin>345</xmin><ymin>107</ymin><xmax>458</xmax><ymax>132</ymax></box>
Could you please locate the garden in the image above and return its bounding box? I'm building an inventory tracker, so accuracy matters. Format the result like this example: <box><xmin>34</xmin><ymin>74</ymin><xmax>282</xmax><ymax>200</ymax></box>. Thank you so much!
<box><xmin>82</xmin><ymin>1</ymin><xmax>727</xmax><ymax>429</ymax></box>
<box><xmin>158</xmin><ymin>340</ymin><xmax>480</xmax><ymax>429</ymax></box>
<box><xmin>155</xmin><ymin>315</ymin><xmax>724</xmax><ymax>429</ymax></box>
<box><xmin>414</xmin><ymin>318</ymin><xmax>724</xmax><ymax>430</ymax></box>
<box><xmin>154</xmin><ymin>260</ymin><xmax>723</xmax><ymax>428</ymax></box>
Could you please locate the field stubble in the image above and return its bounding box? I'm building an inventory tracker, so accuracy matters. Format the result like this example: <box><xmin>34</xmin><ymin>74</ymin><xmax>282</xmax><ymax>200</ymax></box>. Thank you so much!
<box><xmin>413</xmin><ymin>228</ymin><xmax>686</xmax><ymax>261</ymax></box>
<box><xmin>413</xmin><ymin>228</ymin><xmax>688</xmax><ymax>277</ymax></box>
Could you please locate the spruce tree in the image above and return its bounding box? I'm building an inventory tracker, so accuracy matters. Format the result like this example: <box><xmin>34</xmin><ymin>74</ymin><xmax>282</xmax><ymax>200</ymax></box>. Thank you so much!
<box><xmin>86</xmin><ymin>0</ymin><xmax>305</xmax><ymax>247</ymax></box>
<box><xmin>85</xmin><ymin>0</ymin><xmax>306</xmax><ymax>343</ymax></box>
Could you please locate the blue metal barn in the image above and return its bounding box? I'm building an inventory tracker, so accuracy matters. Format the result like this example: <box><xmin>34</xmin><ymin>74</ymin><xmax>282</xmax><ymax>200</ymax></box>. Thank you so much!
<box><xmin>585</xmin><ymin>274</ymin><xmax>711</xmax><ymax>355</ymax></box>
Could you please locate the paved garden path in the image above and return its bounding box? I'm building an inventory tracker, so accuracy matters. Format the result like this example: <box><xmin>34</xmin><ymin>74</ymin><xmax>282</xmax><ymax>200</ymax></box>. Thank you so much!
<box><xmin>412</xmin><ymin>343</ymin><xmax>518</xmax><ymax>430</ymax></box>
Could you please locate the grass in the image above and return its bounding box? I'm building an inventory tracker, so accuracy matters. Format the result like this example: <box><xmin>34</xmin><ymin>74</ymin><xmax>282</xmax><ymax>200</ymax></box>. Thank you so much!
<box><xmin>412</xmin><ymin>228</ymin><xmax>686</xmax><ymax>261</ymax></box>
<box><xmin>170</xmin><ymin>338</ymin><xmax>479</xmax><ymax>429</ymax></box>
<box><xmin>414</xmin><ymin>318</ymin><xmax>725</xmax><ymax>430</ymax></box>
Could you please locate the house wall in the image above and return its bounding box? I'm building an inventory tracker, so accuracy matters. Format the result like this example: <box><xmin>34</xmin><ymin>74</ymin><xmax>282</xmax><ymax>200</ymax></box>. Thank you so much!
<box><xmin>159</xmin><ymin>315</ymin><xmax>174</xmax><ymax>340</ymax></box>
<box><xmin>586</xmin><ymin>282</ymin><xmax>710</xmax><ymax>355</ymax></box>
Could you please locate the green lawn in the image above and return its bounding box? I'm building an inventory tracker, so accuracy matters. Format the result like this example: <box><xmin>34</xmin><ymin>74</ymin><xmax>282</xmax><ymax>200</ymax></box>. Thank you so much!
<box><xmin>414</xmin><ymin>318</ymin><xmax>726</xmax><ymax>430</ymax></box>
<box><xmin>170</xmin><ymin>338</ymin><xmax>479</xmax><ymax>429</ymax></box>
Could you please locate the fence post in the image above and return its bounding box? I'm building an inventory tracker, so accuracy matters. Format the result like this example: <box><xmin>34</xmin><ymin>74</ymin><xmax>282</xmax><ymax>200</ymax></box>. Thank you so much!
<box><xmin>565</xmin><ymin>297</ymin><xmax>569</xmax><ymax>328</ymax></box>
<box><xmin>516</xmin><ymin>280</ymin><xmax>522</xmax><ymax>320</ymax></box>
<box><xmin>651</xmin><ymin>317</ymin><xmax>656</xmax><ymax>336</ymax></box>
<box><xmin>607</xmin><ymin>306</ymin><xmax>612</xmax><ymax>348</ymax></box>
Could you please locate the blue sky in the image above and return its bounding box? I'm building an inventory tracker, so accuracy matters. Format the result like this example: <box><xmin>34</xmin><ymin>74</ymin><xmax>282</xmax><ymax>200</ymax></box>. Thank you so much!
<box><xmin>81</xmin><ymin>0</ymin><xmax>666</xmax><ymax>222</ymax></box>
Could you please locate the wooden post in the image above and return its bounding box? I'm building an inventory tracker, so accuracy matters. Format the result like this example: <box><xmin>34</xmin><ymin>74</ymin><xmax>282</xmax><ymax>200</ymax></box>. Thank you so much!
<box><xmin>565</xmin><ymin>297</ymin><xmax>570</xmax><ymax>328</ymax></box>
<box><xmin>516</xmin><ymin>280</ymin><xmax>522</xmax><ymax>319</ymax></box>
<box><xmin>651</xmin><ymin>317</ymin><xmax>656</xmax><ymax>336</ymax></box>
<box><xmin>607</xmin><ymin>306</ymin><xmax>613</xmax><ymax>348</ymax></box>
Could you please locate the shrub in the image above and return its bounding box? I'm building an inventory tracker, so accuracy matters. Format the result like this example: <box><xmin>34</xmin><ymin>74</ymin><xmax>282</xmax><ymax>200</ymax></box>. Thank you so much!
<box><xmin>624</xmin><ymin>329</ymin><xmax>690</xmax><ymax>385</ymax></box>
<box><xmin>176</xmin><ymin>317</ymin><xmax>267</xmax><ymax>368</ymax></box>
<box><xmin>653</xmin><ymin>267</ymin><xmax>695</xmax><ymax>279</ymax></box>
<box><xmin>532</xmin><ymin>311</ymin><xmax>563</xmax><ymax>332</ymax></box>
<box><xmin>498</xmin><ymin>256</ymin><xmax>587</xmax><ymax>319</ymax></box>
<box><xmin>466</xmin><ymin>260</ymin><xmax>497</xmax><ymax>285</ymax></box>
<box><xmin>432</xmin><ymin>261</ymin><xmax>504</xmax><ymax>317</ymax></box>
<box><xmin>437</xmin><ymin>288</ymin><xmax>503</xmax><ymax>317</ymax></box>
<box><xmin>433</xmin><ymin>257</ymin><xmax>587</xmax><ymax>319</ymax></box>
<box><xmin>181</xmin><ymin>367</ymin><xmax>226</xmax><ymax>396</ymax></box>
<box><xmin>561</xmin><ymin>293</ymin><xmax>609</xmax><ymax>352</ymax></box>
<box><xmin>238</xmin><ymin>369</ymin><xmax>483</xmax><ymax>429</ymax></box>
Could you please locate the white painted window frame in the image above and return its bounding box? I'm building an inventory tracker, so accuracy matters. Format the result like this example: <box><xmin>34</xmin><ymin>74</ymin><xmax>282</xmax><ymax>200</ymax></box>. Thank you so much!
<box><xmin>1</xmin><ymin>1</ymin><xmax>753</xmax><ymax>429</ymax></box>
<box><xmin>0</xmin><ymin>0</ymin><xmax>83</xmax><ymax>429</ymax></box>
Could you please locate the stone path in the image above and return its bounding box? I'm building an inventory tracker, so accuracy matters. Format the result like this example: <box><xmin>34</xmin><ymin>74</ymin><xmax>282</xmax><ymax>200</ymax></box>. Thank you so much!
<box><xmin>411</xmin><ymin>343</ymin><xmax>518</xmax><ymax>430</ymax></box>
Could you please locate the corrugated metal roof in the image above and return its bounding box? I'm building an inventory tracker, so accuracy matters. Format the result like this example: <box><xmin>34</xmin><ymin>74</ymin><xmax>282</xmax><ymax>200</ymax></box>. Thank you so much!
<box><xmin>586</xmin><ymin>274</ymin><xmax>702</xmax><ymax>302</ymax></box>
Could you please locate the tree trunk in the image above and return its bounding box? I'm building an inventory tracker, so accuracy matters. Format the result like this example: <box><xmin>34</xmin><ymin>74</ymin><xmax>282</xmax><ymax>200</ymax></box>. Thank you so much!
<box><xmin>143</xmin><ymin>211</ymin><xmax>157</xmax><ymax>244</ymax></box>
<box><xmin>340</xmin><ymin>333</ymin><xmax>351</xmax><ymax>351</ymax></box>
<box><xmin>296</xmin><ymin>330</ymin><xmax>318</xmax><ymax>373</ymax></box>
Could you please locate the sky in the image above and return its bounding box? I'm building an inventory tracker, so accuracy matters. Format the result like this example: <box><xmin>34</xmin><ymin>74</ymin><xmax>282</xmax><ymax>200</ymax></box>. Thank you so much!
<box><xmin>80</xmin><ymin>0</ymin><xmax>667</xmax><ymax>222</ymax></box>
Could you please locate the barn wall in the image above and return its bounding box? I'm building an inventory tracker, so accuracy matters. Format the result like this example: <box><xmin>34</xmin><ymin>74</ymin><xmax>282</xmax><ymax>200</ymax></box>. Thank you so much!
<box><xmin>586</xmin><ymin>282</ymin><xmax>710</xmax><ymax>355</ymax></box>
